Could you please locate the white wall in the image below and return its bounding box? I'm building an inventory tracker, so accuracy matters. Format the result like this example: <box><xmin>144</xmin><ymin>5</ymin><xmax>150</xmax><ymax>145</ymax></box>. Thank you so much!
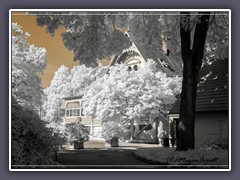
<box><xmin>195</xmin><ymin>111</ymin><xmax>229</xmax><ymax>148</ymax></box>
<box><xmin>169</xmin><ymin>111</ymin><xmax>229</xmax><ymax>149</ymax></box>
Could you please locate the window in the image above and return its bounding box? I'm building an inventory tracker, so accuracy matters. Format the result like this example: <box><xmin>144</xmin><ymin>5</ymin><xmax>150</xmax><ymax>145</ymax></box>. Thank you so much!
<box><xmin>81</xmin><ymin>108</ymin><xmax>84</xmax><ymax>116</ymax></box>
<box><xmin>65</xmin><ymin>101</ymin><xmax>86</xmax><ymax>117</ymax></box>
<box><xmin>139</xmin><ymin>124</ymin><xmax>152</xmax><ymax>131</ymax></box>
<box><xmin>126</xmin><ymin>59</ymin><xmax>141</xmax><ymax>71</ymax></box>
<box><xmin>66</xmin><ymin>108</ymin><xmax>80</xmax><ymax>117</ymax></box>
<box><xmin>133</xmin><ymin>64</ymin><xmax>138</xmax><ymax>71</ymax></box>
<box><xmin>69</xmin><ymin>109</ymin><xmax>73</xmax><ymax>116</ymax></box>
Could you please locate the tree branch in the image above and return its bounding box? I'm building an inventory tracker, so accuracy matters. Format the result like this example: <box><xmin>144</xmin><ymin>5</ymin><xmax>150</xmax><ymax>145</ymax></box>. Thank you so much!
<box><xmin>120</xmin><ymin>110</ymin><xmax>129</xmax><ymax>118</ymax></box>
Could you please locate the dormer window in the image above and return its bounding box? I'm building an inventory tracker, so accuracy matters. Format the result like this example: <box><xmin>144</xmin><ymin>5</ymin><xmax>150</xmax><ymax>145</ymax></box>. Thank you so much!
<box><xmin>126</xmin><ymin>59</ymin><xmax>141</xmax><ymax>71</ymax></box>
<box><xmin>133</xmin><ymin>64</ymin><xmax>138</xmax><ymax>71</ymax></box>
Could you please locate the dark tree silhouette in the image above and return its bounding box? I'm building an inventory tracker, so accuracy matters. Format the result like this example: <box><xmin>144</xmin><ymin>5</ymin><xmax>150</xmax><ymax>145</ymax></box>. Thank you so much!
<box><xmin>177</xmin><ymin>12</ymin><xmax>210</xmax><ymax>150</ymax></box>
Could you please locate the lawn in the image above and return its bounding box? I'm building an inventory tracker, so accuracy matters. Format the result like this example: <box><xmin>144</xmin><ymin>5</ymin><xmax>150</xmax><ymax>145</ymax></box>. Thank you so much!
<box><xmin>135</xmin><ymin>147</ymin><xmax>229</xmax><ymax>168</ymax></box>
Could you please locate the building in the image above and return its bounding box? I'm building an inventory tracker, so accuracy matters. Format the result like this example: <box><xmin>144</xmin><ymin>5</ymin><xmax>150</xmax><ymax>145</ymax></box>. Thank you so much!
<box><xmin>60</xmin><ymin>96</ymin><xmax>102</xmax><ymax>138</ymax></box>
<box><xmin>105</xmin><ymin>31</ymin><xmax>183</xmax><ymax>143</ymax></box>
<box><xmin>169</xmin><ymin>58</ymin><xmax>229</xmax><ymax>148</ymax></box>
<box><xmin>60</xmin><ymin>31</ymin><xmax>182</xmax><ymax>143</ymax></box>
<box><xmin>108</xmin><ymin>31</ymin><xmax>182</xmax><ymax>76</ymax></box>
<box><xmin>60</xmin><ymin>31</ymin><xmax>229</xmax><ymax>147</ymax></box>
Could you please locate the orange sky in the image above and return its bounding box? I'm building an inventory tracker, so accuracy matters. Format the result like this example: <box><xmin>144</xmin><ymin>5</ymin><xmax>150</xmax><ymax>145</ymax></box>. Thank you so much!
<box><xmin>12</xmin><ymin>12</ymin><xmax>81</xmax><ymax>88</ymax></box>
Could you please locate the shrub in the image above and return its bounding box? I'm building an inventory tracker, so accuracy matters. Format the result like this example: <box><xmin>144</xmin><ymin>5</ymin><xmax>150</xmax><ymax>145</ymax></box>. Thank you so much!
<box><xmin>11</xmin><ymin>98</ymin><xmax>61</xmax><ymax>166</ymax></box>
<box><xmin>200</xmin><ymin>137</ymin><xmax>229</xmax><ymax>150</ymax></box>
<box><xmin>101</xmin><ymin>121</ymin><xmax>124</xmax><ymax>141</ymax></box>
<box><xmin>64</xmin><ymin>122</ymin><xmax>89</xmax><ymax>143</ymax></box>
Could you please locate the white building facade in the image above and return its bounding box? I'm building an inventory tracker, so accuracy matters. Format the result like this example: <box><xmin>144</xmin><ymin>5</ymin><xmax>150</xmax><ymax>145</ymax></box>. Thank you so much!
<box><xmin>61</xmin><ymin>96</ymin><xmax>102</xmax><ymax>139</ymax></box>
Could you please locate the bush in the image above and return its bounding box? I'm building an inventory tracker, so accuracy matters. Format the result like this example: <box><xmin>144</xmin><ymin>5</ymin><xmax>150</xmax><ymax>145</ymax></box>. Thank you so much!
<box><xmin>11</xmin><ymin>98</ymin><xmax>61</xmax><ymax>166</ymax></box>
<box><xmin>64</xmin><ymin>122</ymin><xmax>89</xmax><ymax>143</ymax></box>
<box><xmin>200</xmin><ymin>137</ymin><xmax>229</xmax><ymax>150</ymax></box>
<box><xmin>101</xmin><ymin>121</ymin><xmax>123</xmax><ymax>141</ymax></box>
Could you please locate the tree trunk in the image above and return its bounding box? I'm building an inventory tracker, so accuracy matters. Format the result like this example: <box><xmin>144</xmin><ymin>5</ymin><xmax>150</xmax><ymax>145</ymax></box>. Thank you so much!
<box><xmin>176</xmin><ymin>59</ymin><xmax>198</xmax><ymax>150</ymax></box>
<box><xmin>176</xmin><ymin>12</ymin><xmax>210</xmax><ymax>151</ymax></box>
<box><xmin>154</xmin><ymin>117</ymin><xmax>160</xmax><ymax>144</ymax></box>
<box><xmin>130</xmin><ymin>119</ymin><xmax>135</xmax><ymax>140</ymax></box>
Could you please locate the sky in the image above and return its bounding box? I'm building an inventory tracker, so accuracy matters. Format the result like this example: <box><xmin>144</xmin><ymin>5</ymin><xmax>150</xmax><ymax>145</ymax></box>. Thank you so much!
<box><xmin>12</xmin><ymin>12</ymin><xmax>81</xmax><ymax>88</ymax></box>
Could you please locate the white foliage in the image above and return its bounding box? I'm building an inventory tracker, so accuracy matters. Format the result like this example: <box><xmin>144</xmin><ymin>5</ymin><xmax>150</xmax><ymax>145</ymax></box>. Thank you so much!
<box><xmin>11</xmin><ymin>23</ymin><xmax>47</xmax><ymax>111</ymax></box>
<box><xmin>42</xmin><ymin>64</ymin><xmax>106</xmax><ymax>129</ymax></box>
<box><xmin>43</xmin><ymin>58</ymin><xmax>181</xmax><ymax>134</ymax></box>
<box><xmin>42</xmin><ymin>65</ymin><xmax>71</xmax><ymax>127</ymax></box>
<box><xmin>70</xmin><ymin>64</ymin><xmax>106</xmax><ymax>96</ymax></box>
<box><xmin>101</xmin><ymin>121</ymin><xmax>123</xmax><ymax>140</ymax></box>
<box><xmin>83</xmin><ymin>59</ymin><xmax>182</xmax><ymax>125</ymax></box>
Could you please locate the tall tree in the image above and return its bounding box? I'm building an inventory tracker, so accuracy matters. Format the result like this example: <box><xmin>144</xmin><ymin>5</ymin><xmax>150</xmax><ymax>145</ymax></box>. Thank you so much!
<box><xmin>129</xmin><ymin>12</ymin><xmax>228</xmax><ymax>150</ymax></box>
<box><xmin>83</xmin><ymin>60</ymin><xmax>181</xmax><ymax>141</ymax></box>
<box><xmin>12</xmin><ymin>23</ymin><xmax>47</xmax><ymax>112</ymax></box>
<box><xmin>35</xmin><ymin>12</ymin><xmax>132</xmax><ymax>67</ymax></box>
<box><xmin>42</xmin><ymin>65</ymin><xmax>71</xmax><ymax>128</ymax></box>
<box><xmin>177</xmin><ymin>12</ymin><xmax>210</xmax><ymax>150</ymax></box>
<box><xmin>42</xmin><ymin>64</ymin><xmax>105</xmax><ymax>131</ymax></box>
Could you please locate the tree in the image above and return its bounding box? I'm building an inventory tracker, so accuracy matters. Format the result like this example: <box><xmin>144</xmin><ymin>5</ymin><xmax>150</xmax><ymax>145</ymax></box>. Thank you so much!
<box><xmin>11</xmin><ymin>23</ymin><xmax>66</xmax><ymax>166</ymax></box>
<box><xmin>35</xmin><ymin>12</ymin><xmax>132</xmax><ymax>67</ymax></box>
<box><xmin>129</xmin><ymin>12</ymin><xmax>228</xmax><ymax>150</ymax></box>
<box><xmin>69</xmin><ymin>64</ymin><xmax>106</xmax><ymax>96</ymax></box>
<box><xmin>176</xmin><ymin>12</ymin><xmax>228</xmax><ymax>150</ymax></box>
<box><xmin>83</xmin><ymin>60</ymin><xmax>181</xmax><ymax>140</ymax></box>
<box><xmin>42</xmin><ymin>64</ymin><xmax>106</xmax><ymax>131</ymax></box>
<box><xmin>11</xmin><ymin>97</ymin><xmax>60</xmax><ymax>166</ymax></box>
<box><xmin>42</xmin><ymin>65</ymin><xmax>71</xmax><ymax>129</ymax></box>
<box><xmin>175</xmin><ymin>12</ymin><xmax>210</xmax><ymax>150</ymax></box>
<box><xmin>12</xmin><ymin>23</ymin><xmax>47</xmax><ymax>112</ymax></box>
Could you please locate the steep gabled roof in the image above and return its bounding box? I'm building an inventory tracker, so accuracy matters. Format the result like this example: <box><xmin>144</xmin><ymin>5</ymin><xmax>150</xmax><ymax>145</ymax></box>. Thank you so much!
<box><xmin>170</xmin><ymin>58</ymin><xmax>229</xmax><ymax>114</ymax></box>
<box><xmin>128</xmin><ymin>32</ymin><xmax>182</xmax><ymax>76</ymax></box>
<box><xmin>108</xmin><ymin>31</ymin><xmax>183</xmax><ymax>77</ymax></box>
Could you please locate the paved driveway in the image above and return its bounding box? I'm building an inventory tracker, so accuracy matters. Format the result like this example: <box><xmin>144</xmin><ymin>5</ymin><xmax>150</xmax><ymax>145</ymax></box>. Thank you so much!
<box><xmin>57</xmin><ymin>140</ymin><xmax>161</xmax><ymax>169</ymax></box>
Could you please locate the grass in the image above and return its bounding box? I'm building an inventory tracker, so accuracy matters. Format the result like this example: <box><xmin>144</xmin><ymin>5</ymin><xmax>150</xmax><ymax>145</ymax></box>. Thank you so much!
<box><xmin>135</xmin><ymin>147</ymin><xmax>229</xmax><ymax>167</ymax></box>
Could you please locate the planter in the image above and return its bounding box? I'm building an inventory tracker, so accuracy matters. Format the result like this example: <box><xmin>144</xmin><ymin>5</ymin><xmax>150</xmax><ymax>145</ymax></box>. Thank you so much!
<box><xmin>158</xmin><ymin>138</ymin><xmax>170</xmax><ymax>147</ymax></box>
<box><xmin>105</xmin><ymin>137</ymin><xmax>119</xmax><ymax>148</ymax></box>
<box><xmin>170</xmin><ymin>138</ymin><xmax>176</xmax><ymax>147</ymax></box>
<box><xmin>69</xmin><ymin>141</ymin><xmax>84</xmax><ymax>149</ymax></box>
<box><xmin>163</xmin><ymin>138</ymin><xmax>169</xmax><ymax>147</ymax></box>
<box><xmin>110</xmin><ymin>137</ymin><xmax>119</xmax><ymax>147</ymax></box>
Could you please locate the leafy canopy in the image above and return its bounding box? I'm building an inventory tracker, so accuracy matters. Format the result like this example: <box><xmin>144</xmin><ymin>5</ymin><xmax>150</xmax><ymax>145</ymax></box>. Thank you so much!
<box><xmin>42</xmin><ymin>64</ymin><xmax>106</xmax><ymax>130</ymax></box>
<box><xmin>12</xmin><ymin>23</ymin><xmax>47</xmax><ymax>111</ymax></box>
<box><xmin>82</xmin><ymin>59</ymin><xmax>182</xmax><ymax>124</ymax></box>
<box><xmin>35</xmin><ymin>11</ymin><xmax>228</xmax><ymax>68</ymax></box>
